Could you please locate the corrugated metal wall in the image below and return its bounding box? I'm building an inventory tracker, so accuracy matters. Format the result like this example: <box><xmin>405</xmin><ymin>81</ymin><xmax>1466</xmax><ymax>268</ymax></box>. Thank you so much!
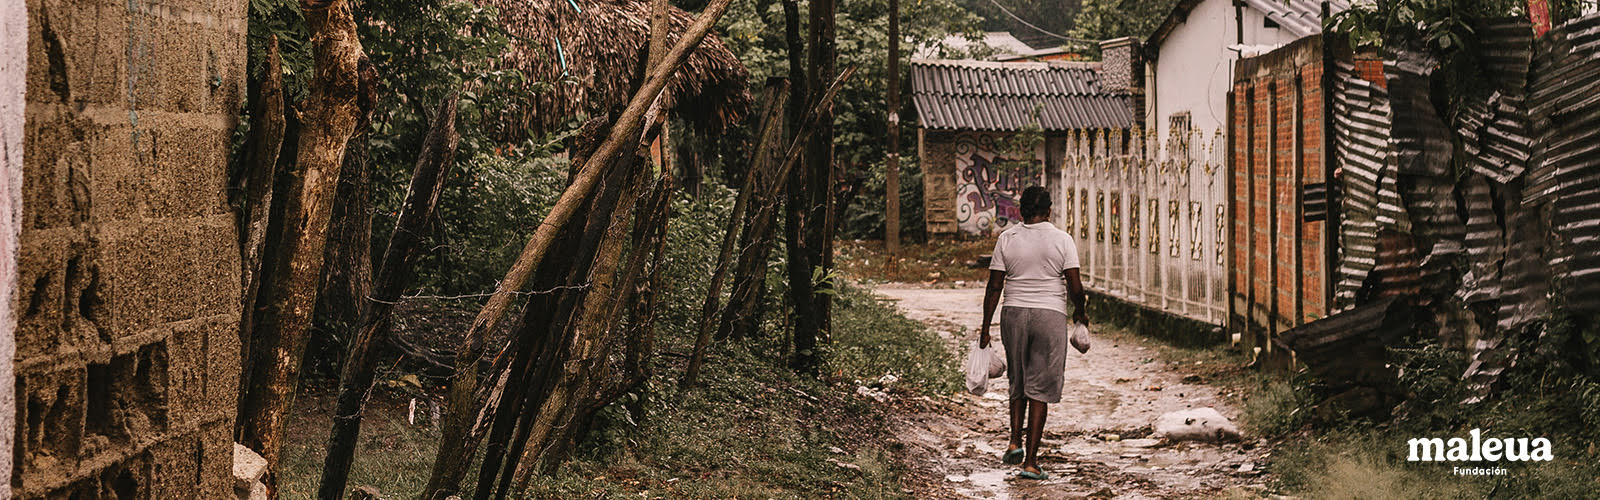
<box><xmin>1254</xmin><ymin>14</ymin><xmax>1600</xmax><ymax>397</ymax></box>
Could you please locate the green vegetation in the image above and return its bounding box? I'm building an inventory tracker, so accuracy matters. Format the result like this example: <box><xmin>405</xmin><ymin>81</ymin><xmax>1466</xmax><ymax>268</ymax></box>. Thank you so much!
<box><xmin>1239</xmin><ymin>335</ymin><xmax>1600</xmax><ymax>498</ymax></box>
<box><xmin>279</xmin><ymin>268</ymin><xmax>960</xmax><ymax>498</ymax></box>
<box><xmin>717</xmin><ymin>0</ymin><xmax>981</xmax><ymax>241</ymax></box>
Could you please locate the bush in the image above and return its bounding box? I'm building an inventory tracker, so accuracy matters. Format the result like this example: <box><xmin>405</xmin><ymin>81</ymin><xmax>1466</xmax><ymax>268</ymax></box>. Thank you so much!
<box><xmin>409</xmin><ymin>151</ymin><xmax>568</xmax><ymax>296</ymax></box>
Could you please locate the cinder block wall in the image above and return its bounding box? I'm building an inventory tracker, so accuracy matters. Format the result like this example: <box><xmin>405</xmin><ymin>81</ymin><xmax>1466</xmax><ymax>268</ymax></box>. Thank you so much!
<box><xmin>15</xmin><ymin>0</ymin><xmax>245</xmax><ymax>496</ymax></box>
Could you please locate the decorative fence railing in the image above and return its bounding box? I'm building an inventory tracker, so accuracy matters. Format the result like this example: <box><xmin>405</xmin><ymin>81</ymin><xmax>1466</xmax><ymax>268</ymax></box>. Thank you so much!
<box><xmin>1057</xmin><ymin>127</ymin><xmax>1229</xmax><ymax>326</ymax></box>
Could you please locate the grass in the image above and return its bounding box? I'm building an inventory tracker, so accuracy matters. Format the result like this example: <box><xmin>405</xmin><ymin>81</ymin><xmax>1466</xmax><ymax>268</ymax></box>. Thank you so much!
<box><xmin>279</xmin><ymin>391</ymin><xmax>448</xmax><ymax>499</ymax></box>
<box><xmin>278</xmin><ymin>282</ymin><xmax>959</xmax><ymax>499</ymax></box>
<box><xmin>1191</xmin><ymin>339</ymin><xmax>1600</xmax><ymax>499</ymax></box>
<box><xmin>826</xmin><ymin>285</ymin><xmax>963</xmax><ymax>394</ymax></box>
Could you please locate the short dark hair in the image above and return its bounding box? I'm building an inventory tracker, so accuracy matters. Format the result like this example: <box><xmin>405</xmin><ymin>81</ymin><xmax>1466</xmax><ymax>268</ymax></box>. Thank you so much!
<box><xmin>1019</xmin><ymin>186</ymin><xmax>1051</xmax><ymax>220</ymax></box>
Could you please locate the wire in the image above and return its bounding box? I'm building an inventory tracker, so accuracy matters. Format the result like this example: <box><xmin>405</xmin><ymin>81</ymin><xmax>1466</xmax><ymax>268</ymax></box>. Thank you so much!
<box><xmin>983</xmin><ymin>0</ymin><xmax>1100</xmax><ymax>46</ymax></box>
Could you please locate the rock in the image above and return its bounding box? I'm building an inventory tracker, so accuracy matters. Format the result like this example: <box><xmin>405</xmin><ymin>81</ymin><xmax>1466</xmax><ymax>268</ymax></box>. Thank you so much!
<box><xmin>233</xmin><ymin>443</ymin><xmax>268</xmax><ymax>491</ymax></box>
<box><xmin>945</xmin><ymin>474</ymin><xmax>969</xmax><ymax>483</ymax></box>
<box><xmin>1123</xmin><ymin>438</ymin><xmax>1162</xmax><ymax>448</ymax></box>
<box><xmin>1153</xmin><ymin>408</ymin><xmax>1243</xmax><ymax>442</ymax></box>
<box><xmin>350</xmin><ymin>486</ymin><xmax>382</xmax><ymax>499</ymax></box>
<box><xmin>1182</xmin><ymin>374</ymin><xmax>1203</xmax><ymax>383</ymax></box>
<box><xmin>827</xmin><ymin>458</ymin><xmax>862</xmax><ymax>471</ymax></box>
<box><xmin>1101</xmin><ymin>433</ymin><xmax>1121</xmax><ymax>442</ymax></box>
<box><xmin>1237</xmin><ymin>462</ymin><xmax>1255</xmax><ymax>473</ymax></box>
<box><xmin>239</xmin><ymin>481</ymin><xmax>268</xmax><ymax>500</ymax></box>
<box><xmin>855</xmin><ymin>385</ymin><xmax>889</xmax><ymax>403</ymax></box>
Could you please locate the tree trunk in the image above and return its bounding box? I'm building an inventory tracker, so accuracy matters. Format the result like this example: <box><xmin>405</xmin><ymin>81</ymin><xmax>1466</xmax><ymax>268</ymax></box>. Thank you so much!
<box><xmin>318</xmin><ymin>95</ymin><xmax>460</xmax><ymax>500</ymax></box>
<box><xmin>234</xmin><ymin>35</ymin><xmax>286</xmax><ymax>385</ymax></box>
<box><xmin>780</xmin><ymin>0</ymin><xmax>820</xmax><ymax>374</ymax></box>
<box><xmin>720</xmin><ymin>69</ymin><xmax>855</xmax><ymax>343</ymax></box>
<box><xmin>805</xmin><ymin>0</ymin><xmax>839</xmax><ymax>364</ymax></box>
<box><xmin>236</xmin><ymin>1</ymin><xmax>374</xmax><ymax>494</ymax></box>
<box><xmin>683</xmin><ymin>81</ymin><xmax>788</xmax><ymax>388</ymax></box>
<box><xmin>423</xmin><ymin>1</ymin><xmax>736</xmax><ymax>493</ymax></box>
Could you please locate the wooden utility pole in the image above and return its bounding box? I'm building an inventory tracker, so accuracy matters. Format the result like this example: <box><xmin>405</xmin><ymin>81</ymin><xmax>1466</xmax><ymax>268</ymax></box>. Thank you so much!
<box><xmin>885</xmin><ymin>0</ymin><xmax>902</xmax><ymax>254</ymax></box>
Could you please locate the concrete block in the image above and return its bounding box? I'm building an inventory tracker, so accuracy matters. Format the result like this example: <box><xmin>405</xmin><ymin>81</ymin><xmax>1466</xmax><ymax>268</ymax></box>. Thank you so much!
<box><xmin>146</xmin><ymin>432</ymin><xmax>201</xmax><ymax>499</ymax></box>
<box><xmin>142</xmin><ymin>120</ymin><xmax>231</xmax><ymax>219</ymax></box>
<box><xmin>201</xmin><ymin>419</ymin><xmax>235</xmax><ymax>496</ymax></box>
<box><xmin>231</xmin><ymin>443</ymin><xmax>265</xmax><ymax>491</ymax></box>
<box><xmin>15</xmin><ymin>229</ymin><xmax>85</xmax><ymax>359</ymax></box>
<box><xmin>21</xmin><ymin>108</ymin><xmax>94</xmax><ymax>229</ymax></box>
<box><xmin>83</xmin><ymin>343</ymin><xmax>169</xmax><ymax>457</ymax></box>
<box><xmin>93</xmin><ymin>216</ymin><xmax>239</xmax><ymax>336</ymax></box>
<box><xmin>19</xmin><ymin>366</ymin><xmax>85</xmax><ymax>482</ymax></box>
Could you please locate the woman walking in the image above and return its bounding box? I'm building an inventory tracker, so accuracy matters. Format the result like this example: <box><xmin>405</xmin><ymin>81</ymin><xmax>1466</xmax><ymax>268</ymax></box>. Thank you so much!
<box><xmin>978</xmin><ymin>185</ymin><xmax>1089</xmax><ymax>480</ymax></box>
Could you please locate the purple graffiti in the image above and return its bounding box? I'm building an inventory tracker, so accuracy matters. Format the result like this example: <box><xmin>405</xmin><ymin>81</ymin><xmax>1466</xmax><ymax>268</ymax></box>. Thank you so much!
<box><xmin>962</xmin><ymin>153</ymin><xmax>1038</xmax><ymax>225</ymax></box>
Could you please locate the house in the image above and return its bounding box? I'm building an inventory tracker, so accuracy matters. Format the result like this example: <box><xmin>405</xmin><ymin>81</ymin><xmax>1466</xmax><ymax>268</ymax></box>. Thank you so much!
<box><xmin>1142</xmin><ymin>0</ymin><xmax>1350</xmax><ymax>142</ymax></box>
<box><xmin>918</xmin><ymin>31</ymin><xmax>1081</xmax><ymax>62</ymax></box>
<box><xmin>911</xmin><ymin>40</ymin><xmax>1137</xmax><ymax>237</ymax></box>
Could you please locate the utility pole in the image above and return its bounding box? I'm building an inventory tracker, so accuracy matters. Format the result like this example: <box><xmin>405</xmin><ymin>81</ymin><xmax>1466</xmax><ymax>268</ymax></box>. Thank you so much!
<box><xmin>885</xmin><ymin>0</ymin><xmax>902</xmax><ymax>254</ymax></box>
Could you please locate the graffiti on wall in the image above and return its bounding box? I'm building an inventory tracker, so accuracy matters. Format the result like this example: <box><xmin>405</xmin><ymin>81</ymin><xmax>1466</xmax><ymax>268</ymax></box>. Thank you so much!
<box><xmin>955</xmin><ymin>132</ymin><xmax>1043</xmax><ymax>234</ymax></box>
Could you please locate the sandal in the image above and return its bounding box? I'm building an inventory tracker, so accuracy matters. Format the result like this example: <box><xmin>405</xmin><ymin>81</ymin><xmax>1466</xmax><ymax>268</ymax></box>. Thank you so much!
<box><xmin>1018</xmin><ymin>469</ymin><xmax>1048</xmax><ymax>480</ymax></box>
<box><xmin>1002</xmin><ymin>447</ymin><xmax>1025</xmax><ymax>465</ymax></box>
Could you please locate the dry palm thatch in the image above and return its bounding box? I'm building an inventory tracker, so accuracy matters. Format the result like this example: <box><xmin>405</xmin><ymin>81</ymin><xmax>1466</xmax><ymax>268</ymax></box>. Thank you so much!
<box><xmin>480</xmin><ymin>0</ymin><xmax>751</xmax><ymax>138</ymax></box>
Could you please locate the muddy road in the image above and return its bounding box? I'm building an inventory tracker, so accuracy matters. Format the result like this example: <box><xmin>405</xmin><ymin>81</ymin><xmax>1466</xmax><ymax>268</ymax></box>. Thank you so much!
<box><xmin>874</xmin><ymin>283</ymin><xmax>1270</xmax><ymax>499</ymax></box>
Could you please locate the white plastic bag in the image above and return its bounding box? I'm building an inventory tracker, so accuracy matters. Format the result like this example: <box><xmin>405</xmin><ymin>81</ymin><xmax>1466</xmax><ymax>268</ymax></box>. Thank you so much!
<box><xmin>1069</xmin><ymin>322</ymin><xmax>1091</xmax><ymax>354</ymax></box>
<box><xmin>964</xmin><ymin>339</ymin><xmax>1007</xmax><ymax>395</ymax></box>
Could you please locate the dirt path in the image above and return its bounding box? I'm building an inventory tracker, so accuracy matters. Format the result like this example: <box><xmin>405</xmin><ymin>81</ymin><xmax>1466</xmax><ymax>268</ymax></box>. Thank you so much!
<box><xmin>874</xmin><ymin>283</ymin><xmax>1269</xmax><ymax>499</ymax></box>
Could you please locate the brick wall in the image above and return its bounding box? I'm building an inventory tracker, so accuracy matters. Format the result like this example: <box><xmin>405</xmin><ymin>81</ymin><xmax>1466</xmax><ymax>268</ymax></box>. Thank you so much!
<box><xmin>1228</xmin><ymin>35</ymin><xmax>1332</xmax><ymax>353</ymax></box>
<box><xmin>15</xmin><ymin>0</ymin><xmax>245</xmax><ymax>496</ymax></box>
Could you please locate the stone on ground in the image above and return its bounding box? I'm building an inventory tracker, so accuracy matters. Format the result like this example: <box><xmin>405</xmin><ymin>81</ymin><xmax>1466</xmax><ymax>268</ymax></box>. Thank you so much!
<box><xmin>1153</xmin><ymin>408</ymin><xmax>1242</xmax><ymax>442</ymax></box>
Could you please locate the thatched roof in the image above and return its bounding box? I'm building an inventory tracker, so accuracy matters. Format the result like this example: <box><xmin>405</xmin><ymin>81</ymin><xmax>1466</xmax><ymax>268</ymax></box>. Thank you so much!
<box><xmin>482</xmin><ymin>0</ymin><xmax>751</xmax><ymax>137</ymax></box>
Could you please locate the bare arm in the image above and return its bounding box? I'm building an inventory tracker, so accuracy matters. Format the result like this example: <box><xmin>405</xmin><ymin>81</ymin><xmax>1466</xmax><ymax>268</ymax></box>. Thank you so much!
<box><xmin>980</xmin><ymin>270</ymin><xmax>1004</xmax><ymax>348</ymax></box>
<box><xmin>1065</xmin><ymin>268</ymin><xmax>1087</xmax><ymax>325</ymax></box>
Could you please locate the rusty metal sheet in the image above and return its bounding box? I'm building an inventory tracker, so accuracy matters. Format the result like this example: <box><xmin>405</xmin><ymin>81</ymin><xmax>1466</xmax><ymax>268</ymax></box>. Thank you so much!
<box><xmin>1458</xmin><ymin>176</ymin><xmax>1504</xmax><ymax>304</ymax></box>
<box><xmin>1331</xmin><ymin>62</ymin><xmax>1393</xmax><ymax>310</ymax></box>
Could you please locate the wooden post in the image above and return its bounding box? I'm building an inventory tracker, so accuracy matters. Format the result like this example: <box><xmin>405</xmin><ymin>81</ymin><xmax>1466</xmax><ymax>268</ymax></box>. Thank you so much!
<box><xmin>235</xmin><ymin>1</ymin><xmax>373</xmax><ymax>493</ymax></box>
<box><xmin>885</xmin><ymin>0</ymin><xmax>901</xmax><ymax>254</ymax></box>
<box><xmin>422</xmin><ymin>0</ymin><xmax>737</xmax><ymax>495</ymax></box>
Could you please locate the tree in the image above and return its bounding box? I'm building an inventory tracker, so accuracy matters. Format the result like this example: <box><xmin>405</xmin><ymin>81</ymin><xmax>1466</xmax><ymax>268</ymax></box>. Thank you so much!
<box><xmin>1067</xmin><ymin>0</ymin><xmax>1177</xmax><ymax>44</ymax></box>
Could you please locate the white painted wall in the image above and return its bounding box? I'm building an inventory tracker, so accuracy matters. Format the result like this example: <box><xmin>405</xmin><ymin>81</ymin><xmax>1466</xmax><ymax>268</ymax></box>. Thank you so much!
<box><xmin>1147</xmin><ymin>0</ymin><xmax>1301</xmax><ymax>142</ymax></box>
<box><xmin>0</xmin><ymin>0</ymin><xmax>23</xmax><ymax>493</ymax></box>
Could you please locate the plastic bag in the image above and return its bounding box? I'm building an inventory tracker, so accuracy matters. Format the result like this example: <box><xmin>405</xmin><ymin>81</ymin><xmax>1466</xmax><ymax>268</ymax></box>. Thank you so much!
<box><xmin>964</xmin><ymin>339</ymin><xmax>1007</xmax><ymax>395</ymax></box>
<box><xmin>1069</xmin><ymin>322</ymin><xmax>1091</xmax><ymax>354</ymax></box>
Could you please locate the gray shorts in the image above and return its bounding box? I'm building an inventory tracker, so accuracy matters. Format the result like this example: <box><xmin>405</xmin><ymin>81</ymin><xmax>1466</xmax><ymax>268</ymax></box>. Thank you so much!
<box><xmin>1000</xmin><ymin>306</ymin><xmax>1068</xmax><ymax>403</ymax></box>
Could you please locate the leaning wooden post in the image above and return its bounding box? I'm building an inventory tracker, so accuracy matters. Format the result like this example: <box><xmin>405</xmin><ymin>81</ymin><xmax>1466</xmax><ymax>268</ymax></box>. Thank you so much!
<box><xmin>682</xmin><ymin>82</ymin><xmax>789</xmax><ymax>389</ymax></box>
<box><xmin>422</xmin><ymin>0</ymin><xmax>738</xmax><ymax>496</ymax></box>
<box><xmin>317</xmin><ymin>95</ymin><xmax>460</xmax><ymax>500</ymax></box>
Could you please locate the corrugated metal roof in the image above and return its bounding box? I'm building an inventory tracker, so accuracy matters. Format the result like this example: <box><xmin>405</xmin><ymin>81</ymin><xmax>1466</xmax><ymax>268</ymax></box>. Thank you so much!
<box><xmin>910</xmin><ymin>59</ymin><xmax>1134</xmax><ymax>131</ymax></box>
<box><xmin>1241</xmin><ymin>0</ymin><xmax>1352</xmax><ymax>38</ymax></box>
<box><xmin>1149</xmin><ymin>0</ymin><xmax>1350</xmax><ymax>49</ymax></box>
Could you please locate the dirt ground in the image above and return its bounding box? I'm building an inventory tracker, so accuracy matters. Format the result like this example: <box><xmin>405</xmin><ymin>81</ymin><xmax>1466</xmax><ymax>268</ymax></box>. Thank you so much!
<box><xmin>873</xmin><ymin>283</ymin><xmax>1271</xmax><ymax>499</ymax></box>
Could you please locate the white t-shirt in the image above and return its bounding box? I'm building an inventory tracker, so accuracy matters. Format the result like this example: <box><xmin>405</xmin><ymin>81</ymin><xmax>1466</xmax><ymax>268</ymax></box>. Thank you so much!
<box><xmin>989</xmin><ymin>221</ymin><xmax>1080</xmax><ymax>316</ymax></box>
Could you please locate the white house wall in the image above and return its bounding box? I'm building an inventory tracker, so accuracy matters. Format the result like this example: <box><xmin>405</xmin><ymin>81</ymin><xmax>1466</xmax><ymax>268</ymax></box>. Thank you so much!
<box><xmin>1148</xmin><ymin>0</ymin><xmax>1300</xmax><ymax>142</ymax></box>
